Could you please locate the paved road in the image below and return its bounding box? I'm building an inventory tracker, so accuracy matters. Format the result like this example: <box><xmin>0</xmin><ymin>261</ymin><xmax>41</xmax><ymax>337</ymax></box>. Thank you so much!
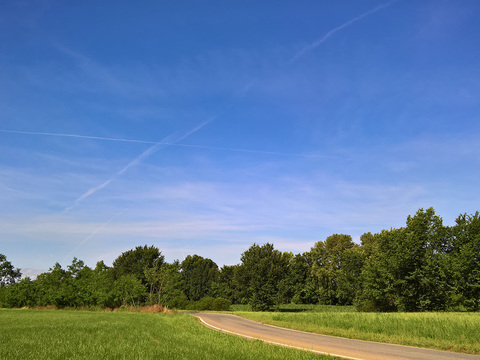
<box><xmin>191</xmin><ymin>312</ymin><xmax>480</xmax><ymax>360</ymax></box>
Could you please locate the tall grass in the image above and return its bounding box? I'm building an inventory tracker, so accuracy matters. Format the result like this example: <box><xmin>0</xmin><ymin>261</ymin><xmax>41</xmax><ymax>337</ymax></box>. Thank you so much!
<box><xmin>0</xmin><ymin>309</ymin><xmax>340</xmax><ymax>360</ymax></box>
<box><xmin>235</xmin><ymin>310</ymin><xmax>480</xmax><ymax>354</ymax></box>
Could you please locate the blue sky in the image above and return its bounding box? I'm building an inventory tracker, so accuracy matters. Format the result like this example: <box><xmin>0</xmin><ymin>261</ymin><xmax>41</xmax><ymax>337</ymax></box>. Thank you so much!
<box><xmin>1</xmin><ymin>0</ymin><xmax>480</xmax><ymax>277</ymax></box>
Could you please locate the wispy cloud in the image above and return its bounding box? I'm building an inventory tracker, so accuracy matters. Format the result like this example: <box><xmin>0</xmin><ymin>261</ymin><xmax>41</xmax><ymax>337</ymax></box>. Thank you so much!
<box><xmin>64</xmin><ymin>120</ymin><xmax>212</xmax><ymax>212</ymax></box>
<box><xmin>291</xmin><ymin>0</ymin><xmax>401</xmax><ymax>62</ymax></box>
<box><xmin>0</xmin><ymin>172</ymin><xmax>431</xmax><ymax>267</ymax></box>
<box><xmin>55</xmin><ymin>45</ymin><xmax>128</xmax><ymax>95</ymax></box>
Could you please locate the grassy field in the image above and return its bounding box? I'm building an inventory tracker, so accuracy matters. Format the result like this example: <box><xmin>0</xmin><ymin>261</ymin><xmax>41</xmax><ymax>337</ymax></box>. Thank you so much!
<box><xmin>234</xmin><ymin>306</ymin><xmax>480</xmax><ymax>355</ymax></box>
<box><xmin>0</xmin><ymin>309</ymin><xmax>340</xmax><ymax>360</ymax></box>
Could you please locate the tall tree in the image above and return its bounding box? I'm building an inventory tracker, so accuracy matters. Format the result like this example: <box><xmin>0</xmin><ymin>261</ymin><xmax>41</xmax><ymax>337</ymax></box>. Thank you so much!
<box><xmin>0</xmin><ymin>254</ymin><xmax>21</xmax><ymax>287</ymax></box>
<box><xmin>336</xmin><ymin>244</ymin><xmax>364</xmax><ymax>305</ymax></box>
<box><xmin>358</xmin><ymin>208</ymin><xmax>449</xmax><ymax>312</ymax></box>
<box><xmin>35</xmin><ymin>263</ymin><xmax>71</xmax><ymax>307</ymax></box>
<box><xmin>89</xmin><ymin>261</ymin><xmax>115</xmax><ymax>308</ymax></box>
<box><xmin>156</xmin><ymin>261</ymin><xmax>185</xmax><ymax>307</ymax></box>
<box><xmin>356</xmin><ymin>229</ymin><xmax>399</xmax><ymax>311</ymax></box>
<box><xmin>235</xmin><ymin>243</ymin><xmax>289</xmax><ymax>311</ymax></box>
<box><xmin>0</xmin><ymin>277</ymin><xmax>36</xmax><ymax>308</ymax></box>
<box><xmin>398</xmin><ymin>207</ymin><xmax>448</xmax><ymax>311</ymax></box>
<box><xmin>284</xmin><ymin>252</ymin><xmax>316</xmax><ymax>304</ymax></box>
<box><xmin>309</xmin><ymin>234</ymin><xmax>355</xmax><ymax>305</ymax></box>
<box><xmin>144</xmin><ymin>257</ymin><xmax>165</xmax><ymax>305</ymax></box>
<box><xmin>217</xmin><ymin>265</ymin><xmax>240</xmax><ymax>303</ymax></box>
<box><xmin>181</xmin><ymin>255</ymin><xmax>219</xmax><ymax>301</ymax></box>
<box><xmin>113</xmin><ymin>274</ymin><xmax>146</xmax><ymax>307</ymax></box>
<box><xmin>448</xmin><ymin>212</ymin><xmax>480</xmax><ymax>311</ymax></box>
<box><xmin>112</xmin><ymin>245</ymin><xmax>164</xmax><ymax>284</ymax></box>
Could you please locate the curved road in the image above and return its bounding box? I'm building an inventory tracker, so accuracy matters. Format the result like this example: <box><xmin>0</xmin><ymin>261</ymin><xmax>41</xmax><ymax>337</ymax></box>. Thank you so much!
<box><xmin>191</xmin><ymin>312</ymin><xmax>480</xmax><ymax>360</ymax></box>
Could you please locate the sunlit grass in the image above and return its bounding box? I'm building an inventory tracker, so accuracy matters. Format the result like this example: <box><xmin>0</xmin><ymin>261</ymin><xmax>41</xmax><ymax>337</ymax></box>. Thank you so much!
<box><xmin>235</xmin><ymin>309</ymin><xmax>480</xmax><ymax>354</ymax></box>
<box><xmin>0</xmin><ymin>309</ymin><xmax>340</xmax><ymax>360</ymax></box>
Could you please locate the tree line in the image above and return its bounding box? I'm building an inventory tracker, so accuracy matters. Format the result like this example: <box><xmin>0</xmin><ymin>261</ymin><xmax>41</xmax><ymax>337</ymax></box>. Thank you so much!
<box><xmin>1</xmin><ymin>208</ymin><xmax>479</xmax><ymax>312</ymax></box>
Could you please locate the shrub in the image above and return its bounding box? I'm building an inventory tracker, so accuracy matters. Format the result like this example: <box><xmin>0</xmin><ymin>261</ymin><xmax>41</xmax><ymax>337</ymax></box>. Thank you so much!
<box><xmin>187</xmin><ymin>297</ymin><xmax>231</xmax><ymax>311</ymax></box>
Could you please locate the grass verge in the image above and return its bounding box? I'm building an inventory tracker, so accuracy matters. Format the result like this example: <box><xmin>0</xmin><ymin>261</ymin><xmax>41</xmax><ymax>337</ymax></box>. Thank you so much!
<box><xmin>234</xmin><ymin>309</ymin><xmax>480</xmax><ymax>355</ymax></box>
<box><xmin>0</xmin><ymin>309</ymin><xmax>341</xmax><ymax>360</ymax></box>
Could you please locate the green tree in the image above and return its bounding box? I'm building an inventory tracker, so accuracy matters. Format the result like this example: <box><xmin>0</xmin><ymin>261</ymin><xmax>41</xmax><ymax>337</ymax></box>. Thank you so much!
<box><xmin>112</xmin><ymin>245</ymin><xmax>164</xmax><ymax>285</ymax></box>
<box><xmin>0</xmin><ymin>277</ymin><xmax>37</xmax><ymax>308</ymax></box>
<box><xmin>181</xmin><ymin>255</ymin><xmax>219</xmax><ymax>301</ymax></box>
<box><xmin>217</xmin><ymin>265</ymin><xmax>240</xmax><ymax>303</ymax></box>
<box><xmin>0</xmin><ymin>254</ymin><xmax>21</xmax><ymax>287</ymax></box>
<box><xmin>397</xmin><ymin>208</ymin><xmax>448</xmax><ymax>311</ymax></box>
<box><xmin>65</xmin><ymin>257</ymin><xmax>93</xmax><ymax>307</ymax></box>
<box><xmin>144</xmin><ymin>257</ymin><xmax>164</xmax><ymax>305</ymax></box>
<box><xmin>448</xmin><ymin>212</ymin><xmax>480</xmax><ymax>311</ymax></box>
<box><xmin>155</xmin><ymin>260</ymin><xmax>185</xmax><ymax>308</ymax></box>
<box><xmin>336</xmin><ymin>244</ymin><xmax>364</xmax><ymax>304</ymax></box>
<box><xmin>309</xmin><ymin>234</ymin><xmax>355</xmax><ymax>305</ymax></box>
<box><xmin>235</xmin><ymin>243</ymin><xmax>289</xmax><ymax>311</ymax></box>
<box><xmin>85</xmin><ymin>261</ymin><xmax>115</xmax><ymax>308</ymax></box>
<box><xmin>113</xmin><ymin>274</ymin><xmax>146</xmax><ymax>307</ymax></box>
<box><xmin>356</xmin><ymin>229</ymin><xmax>398</xmax><ymax>311</ymax></box>
<box><xmin>35</xmin><ymin>263</ymin><xmax>72</xmax><ymax>307</ymax></box>
<box><xmin>288</xmin><ymin>252</ymin><xmax>317</xmax><ymax>304</ymax></box>
<box><xmin>357</xmin><ymin>208</ymin><xmax>449</xmax><ymax>312</ymax></box>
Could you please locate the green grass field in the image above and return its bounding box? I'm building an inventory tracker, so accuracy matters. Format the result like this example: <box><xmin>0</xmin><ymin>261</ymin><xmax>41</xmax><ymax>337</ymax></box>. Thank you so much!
<box><xmin>234</xmin><ymin>306</ymin><xmax>480</xmax><ymax>355</ymax></box>
<box><xmin>0</xmin><ymin>309</ymin><xmax>339</xmax><ymax>360</ymax></box>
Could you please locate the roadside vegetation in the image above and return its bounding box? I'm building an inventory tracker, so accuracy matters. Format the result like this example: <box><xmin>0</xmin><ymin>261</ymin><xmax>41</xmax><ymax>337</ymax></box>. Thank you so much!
<box><xmin>233</xmin><ymin>305</ymin><xmax>480</xmax><ymax>355</ymax></box>
<box><xmin>0</xmin><ymin>309</ymin><xmax>339</xmax><ymax>360</ymax></box>
<box><xmin>1</xmin><ymin>207</ymin><xmax>479</xmax><ymax>313</ymax></box>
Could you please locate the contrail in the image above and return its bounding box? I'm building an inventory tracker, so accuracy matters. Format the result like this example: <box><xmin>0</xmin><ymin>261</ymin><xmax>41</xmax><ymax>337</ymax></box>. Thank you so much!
<box><xmin>0</xmin><ymin>126</ymin><xmax>331</xmax><ymax>158</ymax></box>
<box><xmin>63</xmin><ymin>142</ymin><xmax>167</xmax><ymax>212</ymax></box>
<box><xmin>291</xmin><ymin>0</ymin><xmax>400</xmax><ymax>62</ymax></box>
<box><xmin>0</xmin><ymin>129</ymin><xmax>156</xmax><ymax>144</ymax></box>
<box><xmin>64</xmin><ymin>119</ymin><xmax>212</xmax><ymax>212</ymax></box>
<box><xmin>62</xmin><ymin>208</ymin><xmax>128</xmax><ymax>264</ymax></box>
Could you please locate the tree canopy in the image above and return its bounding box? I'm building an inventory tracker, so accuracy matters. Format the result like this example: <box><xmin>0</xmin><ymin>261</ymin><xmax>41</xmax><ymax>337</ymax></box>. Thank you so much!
<box><xmin>2</xmin><ymin>208</ymin><xmax>480</xmax><ymax>312</ymax></box>
<box><xmin>112</xmin><ymin>245</ymin><xmax>164</xmax><ymax>284</ymax></box>
<box><xmin>0</xmin><ymin>254</ymin><xmax>21</xmax><ymax>287</ymax></box>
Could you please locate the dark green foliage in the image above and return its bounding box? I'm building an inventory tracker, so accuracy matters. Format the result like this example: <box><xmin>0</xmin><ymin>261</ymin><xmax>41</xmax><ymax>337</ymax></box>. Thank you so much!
<box><xmin>357</xmin><ymin>208</ymin><xmax>452</xmax><ymax>312</ymax></box>
<box><xmin>167</xmin><ymin>294</ymin><xmax>190</xmax><ymax>309</ymax></box>
<box><xmin>187</xmin><ymin>296</ymin><xmax>232</xmax><ymax>311</ymax></box>
<box><xmin>144</xmin><ymin>257</ymin><xmax>164</xmax><ymax>305</ymax></box>
<box><xmin>0</xmin><ymin>277</ymin><xmax>36</xmax><ymax>308</ymax></box>
<box><xmin>235</xmin><ymin>243</ymin><xmax>290</xmax><ymax>311</ymax></box>
<box><xmin>336</xmin><ymin>245</ymin><xmax>364</xmax><ymax>304</ymax></box>
<box><xmin>0</xmin><ymin>254</ymin><xmax>23</xmax><ymax>307</ymax></box>
<box><xmin>181</xmin><ymin>255</ymin><xmax>219</xmax><ymax>301</ymax></box>
<box><xmin>355</xmin><ymin>230</ymin><xmax>399</xmax><ymax>312</ymax></box>
<box><xmin>112</xmin><ymin>245</ymin><xmax>164</xmax><ymax>284</ymax></box>
<box><xmin>113</xmin><ymin>274</ymin><xmax>146</xmax><ymax>306</ymax></box>
<box><xmin>0</xmin><ymin>253</ymin><xmax>21</xmax><ymax>287</ymax></box>
<box><xmin>2</xmin><ymin>207</ymin><xmax>480</xmax><ymax>312</ymax></box>
<box><xmin>217</xmin><ymin>265</ymin><xmax>240</xmax><ymax>303</ymax></box>
<box><xmin>89</xmin><ymin>261</ymin><xmax>116</xmax><ymax>307</ymax></box>
<box><xmin>447</xmin><ymin>212</ymin><xmax>480</xmax><ymax>311</ymax></box>
<box><xmin>309</xmin><ymin>234</ymin><xmax>358</xmax><ymax>305</ymax></box>
<box><xmin>285</xmin><ymin>253</ymin><xmax>317</xmax><ymax>304</ymax></box>
<box><xmin>35</xmin><ymin>262</ymin><xmax>71</xmax><ymax>307</ymax></box>
<box><xmin>145</xmin><ymin>259</ymin><xmax>184</xmax><ymax>306</ymax></box>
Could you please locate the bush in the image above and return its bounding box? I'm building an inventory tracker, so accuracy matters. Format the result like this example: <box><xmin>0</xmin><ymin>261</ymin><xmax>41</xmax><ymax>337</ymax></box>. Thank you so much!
<box><xmin>167</xmin><ymin>294</ymin><xmax>190</xmax><ymax>309</ymax></box>
<box><xmin>187</xmin><ymin>297</ymin><xmax>231</xmax><ymax>311</ymax></box>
